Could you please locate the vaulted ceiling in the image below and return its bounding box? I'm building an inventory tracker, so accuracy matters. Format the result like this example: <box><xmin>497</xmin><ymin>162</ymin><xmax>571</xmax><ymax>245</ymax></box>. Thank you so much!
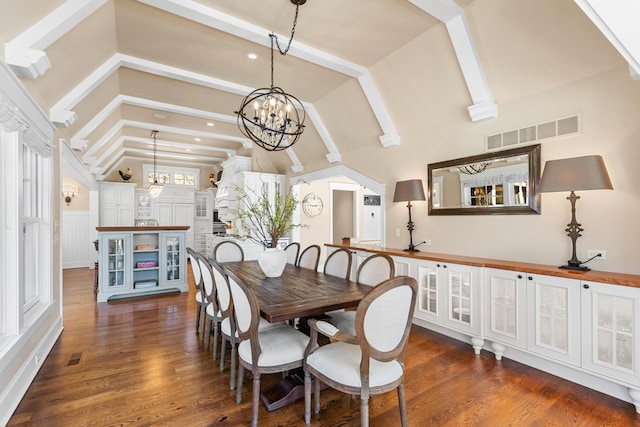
<box><xmin>2</xmin><ymin>0</ymin><xmax>637</xmax><ymax>183</ymax></box>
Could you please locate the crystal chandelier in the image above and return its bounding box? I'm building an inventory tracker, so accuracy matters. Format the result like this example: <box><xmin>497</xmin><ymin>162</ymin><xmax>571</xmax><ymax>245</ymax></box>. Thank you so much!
<box><xmin>148</xmin><ymin>130</ymin><xmax>163</xmax><ymax>198</ymax></box>
<box><xmin>235</xmin><ymin>0</ymin><xmax>306</xmax><ymax>151</ymax></box>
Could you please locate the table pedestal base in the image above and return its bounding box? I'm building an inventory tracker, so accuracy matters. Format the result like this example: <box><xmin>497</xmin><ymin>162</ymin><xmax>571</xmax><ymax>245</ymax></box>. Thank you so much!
<box><xmin>260</xmin><ymin>369</ymin><xmax>328</xmax><ymax>411</ymax></box>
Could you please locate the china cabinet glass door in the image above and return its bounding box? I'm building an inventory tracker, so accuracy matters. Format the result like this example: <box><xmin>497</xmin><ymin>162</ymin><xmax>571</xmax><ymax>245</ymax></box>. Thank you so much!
<box><xmin>161</xmin><ymin>232</ymin><xmax>185</xmax><ymax>285</ymax></box>
<box><xmin>104</xmin><ymin>234</ymin><xmax>130</xmax><ymax>290</ymax></box>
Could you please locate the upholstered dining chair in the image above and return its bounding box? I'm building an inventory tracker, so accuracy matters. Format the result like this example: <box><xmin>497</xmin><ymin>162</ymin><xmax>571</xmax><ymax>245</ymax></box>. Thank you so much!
<box><xmin>297</xmin><ymin>244</ymin><xmax>321</xmax><ymax>271</ymax></box>
<box><xmin>284</xmin><ymin>242</ymin><xmax>300</xmax><ymax>265</ymax></box>
<box><xmin>328</xmin><ymin>253</ymin><xmax>395</xmax><ymax>336</ymax></box>
<box><xmin>323</xmin><ymin>248</ymin><xmax>352</xmax><ymax>280</ymax></box>
<box><xmin>187</xmin><ymin>247</ymin><xmax>205</xmax><ymax>335</ymax></box>
<box><xmin>303</xmin><ymin>276</ymin><xmax>417</xmax><ymax>427</ymax></box>
<box><xmin>212</xmin><ymin>260</ymin><xmax>281</xmax><ymax>390</ymax></box>
<box><xmin>214</xmin><ymin>240</ymin><xmax>245</xmax><ymax>263</ymax></box>
<box><xmin>226</xmin><ymin>269</ymin><xmax>310</xmax><ymax>427</ymax></box>
<box><xmin>196</xmin><ymin>252</ymin><xmax>220</xmax><ymax>348</ymax></box>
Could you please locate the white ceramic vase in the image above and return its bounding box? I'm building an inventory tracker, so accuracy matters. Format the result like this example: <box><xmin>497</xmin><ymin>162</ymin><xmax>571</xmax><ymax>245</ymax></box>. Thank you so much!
<box><xmin>258</xmin><ymin>247</ymin><xmax>287</xmax><ymax>278</ymax></box>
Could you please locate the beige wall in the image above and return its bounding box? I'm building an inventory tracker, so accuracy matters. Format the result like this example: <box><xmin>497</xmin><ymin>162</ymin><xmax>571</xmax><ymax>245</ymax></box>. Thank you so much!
<box><xmin>332</xmin><ymin>190</ymin><xmax>354</xmax><ymax>244</ymax></box>
<box><xmin>61</xmin><ymin>173</ymin><xmax>89</xmax><ymax>211</ymax></box>
<box><xmin>297</xmin><ymin>4</ymin><xmax>640</xmax><ymax>274</ymax></box>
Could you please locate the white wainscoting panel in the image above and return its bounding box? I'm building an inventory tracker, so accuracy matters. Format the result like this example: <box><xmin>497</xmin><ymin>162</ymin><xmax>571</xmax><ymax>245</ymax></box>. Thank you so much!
<box><xmin>62</xmin><ymin>211</ymin><xmax>91</xmax><ymax>269</ymax></box>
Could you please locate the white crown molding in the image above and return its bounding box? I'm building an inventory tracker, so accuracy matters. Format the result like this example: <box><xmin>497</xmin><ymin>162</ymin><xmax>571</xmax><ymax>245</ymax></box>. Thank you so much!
<box><xmin>574</xmin><ymin>0</ymin><xmax>640</xmax><ymax>79</ymax></box>
<box><xmin>291</xmin><ymin>164</ymin><xmax>386</xmax><ymax>196</ymax></box>
<box><xmin>4</xmin><ymin>0</ymin><xmax>108</xmax><ymax>78</ymax></box>
<box><xmin>409</xmin><ymin>0</ymin><xmax>497</xmax><ymax>122</ymax></box>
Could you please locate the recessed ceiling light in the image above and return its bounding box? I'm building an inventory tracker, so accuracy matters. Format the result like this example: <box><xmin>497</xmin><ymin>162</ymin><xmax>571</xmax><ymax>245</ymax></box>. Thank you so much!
<box><xmin>248</xmin><ymin>53</ymin><xmax>258</xmax><ymax>60</ymax></box>
<box><xmin>206</xmin><ymin>122</ymin><xmax>215</xmax><ymax>127</ymax></box>
<box><xmin>194</xmin><ymin>138</ymin><xmax>201</xmax><ymax>142</ymax></box>
<box><xmin>152</xmin><ymin>113</ymin><xmax>167</xmax><ymax>119</ymax></box>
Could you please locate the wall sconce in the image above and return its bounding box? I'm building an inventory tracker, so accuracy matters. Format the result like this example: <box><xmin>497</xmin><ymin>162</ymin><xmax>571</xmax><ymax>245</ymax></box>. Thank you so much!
<box><xmin>62</xmin><ymin>184</ymin><xmax>78</xmax><ymax>206</ymax></box>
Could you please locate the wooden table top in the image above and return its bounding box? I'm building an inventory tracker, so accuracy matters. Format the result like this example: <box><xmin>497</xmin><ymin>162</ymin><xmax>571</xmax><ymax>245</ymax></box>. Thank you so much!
<box><xmin>222</xmin><ymin>261</ymin><xmax>372</xmax><ymax>323</ymax></box>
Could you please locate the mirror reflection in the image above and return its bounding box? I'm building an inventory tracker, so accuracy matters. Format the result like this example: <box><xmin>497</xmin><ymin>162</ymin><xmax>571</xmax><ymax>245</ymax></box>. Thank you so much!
<box><xmin>428</xmin><ymin>144</ymin><xmax>541</xmax><ymax>215</ymax></box>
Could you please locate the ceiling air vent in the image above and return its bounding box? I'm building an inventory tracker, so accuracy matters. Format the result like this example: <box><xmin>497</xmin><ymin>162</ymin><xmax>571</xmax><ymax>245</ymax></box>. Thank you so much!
<box><xmin>486</xmin><ymin>114</ymin><xmax>581</xmax><ymax>151</ymax></box>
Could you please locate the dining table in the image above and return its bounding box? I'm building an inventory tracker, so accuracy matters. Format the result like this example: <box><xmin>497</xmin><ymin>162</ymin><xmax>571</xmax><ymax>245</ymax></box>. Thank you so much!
<box><xmin>222</xmin><ymin>260</ymin><xmax>373</xmax><ymax>410</ymax></box>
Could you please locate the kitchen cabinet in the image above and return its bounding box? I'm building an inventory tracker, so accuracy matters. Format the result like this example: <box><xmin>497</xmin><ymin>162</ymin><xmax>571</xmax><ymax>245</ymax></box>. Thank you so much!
<box><xmin>99</xmin><ymin>182</ymin><xmax>136</xmax><ymax>226</ymax></box>
<box><xmin>135</xmin><ymin>190</ymin><xmax>152</xmax><ymax>220</ymax></box>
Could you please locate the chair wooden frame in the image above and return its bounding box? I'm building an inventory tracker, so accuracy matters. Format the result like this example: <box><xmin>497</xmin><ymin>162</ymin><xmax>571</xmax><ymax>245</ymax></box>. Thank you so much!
<box><xmin>284</xmin><ymin>242</ymin><xmax>300</xmax><ymax>265</ymax></box>
<box><xmin>226</xmin><ymin>268</ymin><xmax>309</xmax><ymax>427</ymax></box>
<box><xmin>323</xmin><ymin>247</ymin><xmax>352</xmax><ymax>280</ymax></box>
<box><xmin>297</xmin><ymin>244</ymin><xmax>321</xmax><ymax>271</ymax></box>
<box><xmin>303</xmin><ymin>276</ymin><xmax>418</xmax><ymax>427</ymax></box>
<box><xmin>210</xmin><ymin>258</ymin><xmax>239</xmax><ymax>390</ymax></box>
<box><xmin>186</xmin><ymin>247</ymin><xmax>205</xmax><ymax>334</ymax></box>
<box><xmin>213</xmin><ymin>240</ymin><xmax>245</xmax><ymax>263</ymax></box>
<box><xmin>195</xmin><ymin>252</ymin><xmax>220</xmax><ymax>348</ymax></box>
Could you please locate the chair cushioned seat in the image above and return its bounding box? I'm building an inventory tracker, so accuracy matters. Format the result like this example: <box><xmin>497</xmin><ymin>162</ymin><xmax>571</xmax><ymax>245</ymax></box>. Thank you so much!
<box><xmin>221</xmin><ymin>317</ymin><xmax>274</xmax><ymax>337</ymax></box>
<box><xmin>195</xmin><ymin>292</ymin><xmax>203</xmax><ymax>303</ymax></box>
<box><xmin>238</xmin><ymin>324</ymin><xmax>309</xmax><ymax>367</ymax></box>
<box><xmin>306</xmin><ymin>342</ymin><xmax>403</xmax><ymax>388</ymax></box>
<box><xmin>327</xmin><ymin>311</ymin><xmax>357</xmax><ymax>336</ymax></box>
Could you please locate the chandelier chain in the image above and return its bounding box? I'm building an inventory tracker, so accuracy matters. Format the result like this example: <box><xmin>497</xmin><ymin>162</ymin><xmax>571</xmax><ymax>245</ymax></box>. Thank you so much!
<box><xmin>272</xmin><ymin>2</ymin><xmax>300</xmax><ymax>56</ymax></box>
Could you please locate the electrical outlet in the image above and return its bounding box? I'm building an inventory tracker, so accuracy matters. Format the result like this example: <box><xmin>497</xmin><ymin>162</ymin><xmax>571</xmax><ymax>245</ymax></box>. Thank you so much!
<box><xmin>587</xmin><ymin>249</ymin><xmax>606</xmax><ymax>260</ymax></box>
<box><xmin>395</xmin><ymin>228</ymin><xmax>401</xmax><ymax>238</ymax></box>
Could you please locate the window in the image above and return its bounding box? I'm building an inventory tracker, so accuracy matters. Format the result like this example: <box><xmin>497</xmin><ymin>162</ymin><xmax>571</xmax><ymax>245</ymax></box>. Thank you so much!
<box><xmin>143</xmin><ymin>164</ymin><xmax>199</xmax><ymax>187</ymax></box>
<box><xmin>22</xmin><ymin>145</ymin><xmax>42</xmax><ymax>311</ymax></box>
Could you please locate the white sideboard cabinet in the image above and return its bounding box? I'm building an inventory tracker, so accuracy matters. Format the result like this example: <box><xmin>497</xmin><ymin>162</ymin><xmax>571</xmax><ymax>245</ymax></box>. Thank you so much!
<box><xmin>97</xmin><ymin>226</ymin><xmax>188</xmax><ymax>302</ymax></box>
<box><xmin>326</xmin><ymin>243</ymin><xmax>640</xmax><ymax>412</ymax></box>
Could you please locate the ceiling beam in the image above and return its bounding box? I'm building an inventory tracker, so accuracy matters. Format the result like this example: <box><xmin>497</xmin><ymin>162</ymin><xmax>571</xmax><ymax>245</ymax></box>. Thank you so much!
<box><xmin>70</xmin><ymin>94</ymin><xmax>238</xmax><ymax>150</ymax></box>
<box><xmin>138</xmin><ymin>0</ymin><xmax>398</xmax><ymax>147</ymax></box>
<box><xmin>574</xmin><ymin>0</ymin><xmax>640</xmax><ymax>79</ymax></box>
<box><xmin>408</xmin><ymin>0</ymin><xmax>497</xmax><ymax>122</ymax></box>
<box><xmin>82</xmin><ymin>119</ymin><xmax>246</xmax><ymax>164</ymax></box>
<box><xmin>4</xmin><ymin>0</ymin><xmax>108</xmax><ymax>78</ymax></box>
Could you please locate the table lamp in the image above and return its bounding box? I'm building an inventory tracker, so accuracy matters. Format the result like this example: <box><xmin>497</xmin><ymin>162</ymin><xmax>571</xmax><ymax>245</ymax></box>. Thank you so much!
<box><xmin>538</xmin><ymin>155</ymin><xmax>613</xmax><ymax>271</ymax></box>
<box><xmin>393</xmin><ymin>179</ymin><xmax>426</xmax><ymax>252</ymax></box>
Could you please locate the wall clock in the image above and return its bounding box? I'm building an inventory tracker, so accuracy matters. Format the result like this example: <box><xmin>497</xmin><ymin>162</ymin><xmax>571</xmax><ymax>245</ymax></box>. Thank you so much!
<box><xmin>302</xmin><ymin>193</ymin><xmax>323</xmax><ymax>217</ymax></box>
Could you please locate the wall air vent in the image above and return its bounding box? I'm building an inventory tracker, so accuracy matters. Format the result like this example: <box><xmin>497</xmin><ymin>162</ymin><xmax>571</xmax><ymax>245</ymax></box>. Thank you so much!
<box><xmin>486</xmin><ymin>114</ymin><xmax>581</xmax><ymax>151</ymax></box>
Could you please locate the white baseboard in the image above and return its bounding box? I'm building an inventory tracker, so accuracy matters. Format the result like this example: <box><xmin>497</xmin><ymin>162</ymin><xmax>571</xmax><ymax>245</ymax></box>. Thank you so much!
<box><xmin>0</xmin><ymin>317</ymin><xmax>63</xmax><ymax>426</ymax></box>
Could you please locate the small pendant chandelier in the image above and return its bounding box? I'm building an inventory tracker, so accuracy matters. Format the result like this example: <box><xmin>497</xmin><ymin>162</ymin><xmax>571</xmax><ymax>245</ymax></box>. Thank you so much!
<box><xmin>235</xmin><ymin>0</ymin><xmax>306</xmax><ymax>152</ymax></box>
<box><xmin>148</xmin><ymin>130</ymin><xmax>163</xmax><ymax>198</ymax></box>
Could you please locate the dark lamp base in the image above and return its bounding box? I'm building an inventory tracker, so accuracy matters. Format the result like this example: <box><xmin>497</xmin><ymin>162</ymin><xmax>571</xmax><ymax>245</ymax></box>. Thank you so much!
<box><xmin>404</xmin><ymin>248</ymin><xmax>420</xmax><ymax>253</ymax></box>
<box><xmin>559</xmin><ymin>264</ymin><xmax>590</xmax><ymax>272</ymax></box>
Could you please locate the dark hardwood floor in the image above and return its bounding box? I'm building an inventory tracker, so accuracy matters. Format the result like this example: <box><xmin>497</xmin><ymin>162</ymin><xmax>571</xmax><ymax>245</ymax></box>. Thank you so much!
<box><xmin>8</xmin><ymin>266</ymin><xmax>640</xmax><ymax>426</ymax></box>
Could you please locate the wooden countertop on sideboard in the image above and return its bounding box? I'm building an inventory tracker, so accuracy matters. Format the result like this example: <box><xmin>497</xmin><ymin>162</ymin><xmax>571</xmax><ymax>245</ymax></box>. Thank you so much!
<box><xmin>325</xmin><ymin>243</ymin><xmax>640</xmax><ymax>289</ymax></box>
<box><xmin>96</xmin><ymin>226</ymin><xmax>190</xmax><ymax>232</ymax></box>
